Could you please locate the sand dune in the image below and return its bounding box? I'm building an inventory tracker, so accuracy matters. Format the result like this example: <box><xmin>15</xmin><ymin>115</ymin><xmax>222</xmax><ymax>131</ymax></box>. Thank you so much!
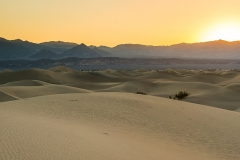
<box><xmin>48</xmin><ymin>65</ymin><xmax>79</xmax><ymax>73</ymax></box>
<box><xmin>1</xmin><ymin>67</ymin><xmax>240</xmax><ymax>159</ymax></box>
<box><xmin>0</xmin><ymin>91</ymin><xmax>17</xmax><ymax>102</ymax></box>
<box><xmin>0</xmin><ymin>82</ymin><xmax>91</xmax><ymax>99</ymax></box>
<box><xmin>1</xmin><ymin>93</ymin><xmax>239</xmax><ymax>160</ymax></box>
<box><xmin>0</xmin><ymin>67</ymin><xmax>240</xmax><ymax>111</ymax></box>
<box><xmin>2</xmin><ymin>80</ymin><xmax>45</xmax><ymax>86</ymax></box>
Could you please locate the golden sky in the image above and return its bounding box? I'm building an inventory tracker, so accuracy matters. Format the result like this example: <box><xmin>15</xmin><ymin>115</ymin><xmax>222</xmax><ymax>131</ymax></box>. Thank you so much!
<box><xmin>1</xmin><ymin>0</ymin><xmax>240</xmax><ymax>46</ymax></box>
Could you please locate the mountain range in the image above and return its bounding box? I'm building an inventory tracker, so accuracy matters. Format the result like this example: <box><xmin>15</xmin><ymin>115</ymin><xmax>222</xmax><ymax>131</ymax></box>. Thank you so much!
<box><xmin>61</xmin><ymin>43</ymin><xmax>100</xmax><ymax>58</ymax></box>
<box><xmin>0</xmin><ymin>38</ymin><xmax>112</xmax><ymax>60</ymax></box>
<box><xmin>40</xmin><ymin>41</ymin><xmax>78</xmax><ymax>54</ymax></box>
<box><xmin>98</xmin><ymin>40</ymin><xmax>240</xmax><ymax>59</ymax></box>
<box><xmin>1</xmin><ymin>37</ymin><xmax>240</xmax><ymax>60</ymax></box>
<box><xmin>29</xmin><ymin>49</ymin><xmax>58</xmax><ymax>59</ymax></box>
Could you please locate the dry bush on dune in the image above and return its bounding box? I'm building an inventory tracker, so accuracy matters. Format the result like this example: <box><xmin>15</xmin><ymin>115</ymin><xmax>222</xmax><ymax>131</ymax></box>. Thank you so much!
<box><xmin>170</xmin><ymin>91</ymin><xmax>190</xmax><ymax>100</ymax></box>
<box><xmin>136</xmin><ymin>91</ymin><xmax>146</xmax><ymax>95</ymax></box>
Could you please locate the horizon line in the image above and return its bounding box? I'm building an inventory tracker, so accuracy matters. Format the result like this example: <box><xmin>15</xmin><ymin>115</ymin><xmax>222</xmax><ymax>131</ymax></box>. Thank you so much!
<box><xmin>1</xmin><ymin>36</ymin><xmax>240</xmax><ymax>48</ymax></box>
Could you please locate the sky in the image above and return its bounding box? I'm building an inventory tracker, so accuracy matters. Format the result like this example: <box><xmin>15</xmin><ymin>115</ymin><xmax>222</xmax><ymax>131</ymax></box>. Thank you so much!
<box><xmin>1</xmin><ymin>0</ymin><xmax>240</xmax><ymax>46</ymax></box>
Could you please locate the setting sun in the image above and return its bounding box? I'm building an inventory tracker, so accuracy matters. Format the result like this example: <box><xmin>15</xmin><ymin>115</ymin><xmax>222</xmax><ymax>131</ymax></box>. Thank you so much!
<box><xmin>200</xmin><ymin>22</ymin><xmax>240</xmax><ymax>42</ymax></box>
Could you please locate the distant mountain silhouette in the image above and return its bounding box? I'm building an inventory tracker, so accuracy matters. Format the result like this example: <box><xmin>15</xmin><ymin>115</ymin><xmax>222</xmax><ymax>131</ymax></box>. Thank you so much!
<box><xmin>0</xmin><ymin>38</ymin><xmax>34</xmax><ymax>60</ymax></box>
<box><xmin>40</xmin><ymin>41</ymin><xmax>78</xmax><ymax>49</ymax></box>
<box><xmin>1</xmin><ymin>37</ymin><xmax>240</xmax><ymax>59</ymax></box>
<box><xmin>62</xmin><ymin>43</ymin><xmax>100</xmax><ymax>58</ymax></box>
<box><xmin>98</xmin><ymin>40</ymin><xmax>240</xmax><ymax>59</ymax></box>
<box><xmin>40</xmin><ymin>41</ymin><xmax>78</xmax><ymax>53</ymax></box>
<box><xmin>11</xmin><ymin>39</ymin><xmax>49</xmax><ymax>53</ymax></box>
<box><xmin>29</xmin><ymin>49</ymin><xmax>59</xmax><ymax>59</ymax></box>
<box><xmin>92</xmin><ymin>47</ymin><xmax>113</xmax><ymax>57</ymax></box>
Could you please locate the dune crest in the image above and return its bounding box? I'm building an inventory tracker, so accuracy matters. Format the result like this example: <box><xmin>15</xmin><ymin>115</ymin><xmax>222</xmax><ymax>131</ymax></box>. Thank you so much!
<box><xmin>48</xmin><ymin>65</ymin><xmax>79</xmax><ymax>73</ymax></box>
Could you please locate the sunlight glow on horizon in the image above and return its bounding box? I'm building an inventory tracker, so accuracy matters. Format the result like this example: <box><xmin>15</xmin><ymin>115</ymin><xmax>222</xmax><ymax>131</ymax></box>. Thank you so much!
<box><xmin>1</xmin><ymin>0</ymin><xmax>240</xmax><ymax>46</ymax></box>
<box><xmin>200</xmin><ymin>22</ymin><xmax>240</xmax><ymax>42</ymax></box>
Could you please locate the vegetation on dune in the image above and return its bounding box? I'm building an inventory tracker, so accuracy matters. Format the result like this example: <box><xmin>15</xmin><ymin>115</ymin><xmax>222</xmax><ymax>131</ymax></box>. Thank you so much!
<box><xmin>169</xmin><ymin>91</ymin><xmax>190</xmax><ymax>100</ymax></box>
<box><xmin>136</xmin><ymin>91</ymin><xmax>146</xmax><ymax>95</ymax></box>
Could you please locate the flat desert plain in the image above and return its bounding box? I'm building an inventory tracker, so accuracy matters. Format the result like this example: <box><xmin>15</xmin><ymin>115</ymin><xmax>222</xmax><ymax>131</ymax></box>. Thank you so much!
<box><xmin>0</xmin><ymin>66</ymin><xmax>240</xmax><ymax>160</ymax></box>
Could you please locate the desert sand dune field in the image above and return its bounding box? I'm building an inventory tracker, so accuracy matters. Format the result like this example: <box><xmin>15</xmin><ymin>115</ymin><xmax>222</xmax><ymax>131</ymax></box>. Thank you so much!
<box><xmin>1</xmin><ymin>66</ymin><xmax>240</xmax><ymax>111</ymax></box>
<box><xmin>0</xmin><ymin>66</ymin><xmax>240</xmax><ymax>159</ymax></box>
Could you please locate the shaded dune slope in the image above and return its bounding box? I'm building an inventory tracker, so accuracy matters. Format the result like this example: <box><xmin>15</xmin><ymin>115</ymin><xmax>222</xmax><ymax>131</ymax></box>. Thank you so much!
<box><xmin>0</xmin><ymin>91</ymin><xmax>17</xmax><ymax>102</ymax></box>
<box><xmin>0</xmin><ymin>85</ymin><xmax>91</xmax><ymax>99</ymax></box>
<box><xmin>2</xmin><ymin>80</ymin><xmax>44</xmax><ymax>86</ymax></box>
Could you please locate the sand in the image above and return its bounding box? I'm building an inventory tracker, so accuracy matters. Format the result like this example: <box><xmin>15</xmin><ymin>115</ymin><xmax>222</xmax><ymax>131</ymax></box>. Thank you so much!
<box><xmin>1</xmin><ymin>93</ymin><xmax>240</xmax><ymax>160</ymax></box>
<box><xmin>0</xmin><ymin>66</ymin><xmax>240</xmax><ymax>159</ymax></box>
<box><xmin>1</xmin><ymin>66</ymin><xmax>240</xmax><ymax>111</ymax></box>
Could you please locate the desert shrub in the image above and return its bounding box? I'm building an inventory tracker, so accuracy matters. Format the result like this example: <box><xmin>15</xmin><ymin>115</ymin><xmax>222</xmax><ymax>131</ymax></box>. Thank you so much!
<box><xmin>175</xmin><ymin>91</ymin><xmax>189</xmax><ymax>100</ymax></box>
<box><xmin>136</xmin><ymin>91</ymin><xmax>146</xmax><ymax>95</ymax></box>
<box><xmin>173</xmin><ymin>91</ymin><xmax>189</xmax><ymax>100</ymax></box>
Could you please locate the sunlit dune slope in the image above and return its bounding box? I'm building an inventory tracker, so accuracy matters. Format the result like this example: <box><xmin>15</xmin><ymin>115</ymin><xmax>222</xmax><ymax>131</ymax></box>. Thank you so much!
<box><xmin>0</xmin><ymin>93</ymin><xmax>239</xmax><ymax>160</ymax></box>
